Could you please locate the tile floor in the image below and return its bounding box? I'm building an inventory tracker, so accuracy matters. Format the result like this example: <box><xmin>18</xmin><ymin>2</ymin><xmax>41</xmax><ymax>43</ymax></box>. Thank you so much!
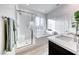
<box><xmin>16</xmin><ymin>37</ymin><xmax>48</xmax><ymax>55</ymax></box>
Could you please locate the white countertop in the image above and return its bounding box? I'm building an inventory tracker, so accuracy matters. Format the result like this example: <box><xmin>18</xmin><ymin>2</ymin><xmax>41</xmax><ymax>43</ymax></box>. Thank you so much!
<box><xmin>47</xmin><ymin>34</ymin><xmax>77</xmax><ymax>54</ymax></box>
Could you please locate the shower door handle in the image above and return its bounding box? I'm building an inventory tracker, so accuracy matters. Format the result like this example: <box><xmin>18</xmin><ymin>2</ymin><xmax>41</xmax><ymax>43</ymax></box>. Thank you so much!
<box><xmin>31</xmin><ymin>29</ymin><xmax>33</xmax><ymax>44</ymax></box>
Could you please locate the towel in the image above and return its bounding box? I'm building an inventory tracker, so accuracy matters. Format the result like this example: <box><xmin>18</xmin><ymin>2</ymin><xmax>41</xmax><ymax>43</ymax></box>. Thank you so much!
<box><xmin>4</xmin><ymin>17</ymin><xmax>15</xmax><ymax>51</ymax></box>
<box><xmin>4</xmin><ymin>17</ymin><xmax>11</xmax><ymax>51</ymax></box>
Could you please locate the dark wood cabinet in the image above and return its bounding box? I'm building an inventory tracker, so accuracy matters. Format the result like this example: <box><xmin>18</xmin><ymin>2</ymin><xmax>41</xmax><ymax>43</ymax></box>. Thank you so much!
<box><xmin>49</xmin><ymin>40</ymin><xmax>75</xmax><ymax>55</ymax></box>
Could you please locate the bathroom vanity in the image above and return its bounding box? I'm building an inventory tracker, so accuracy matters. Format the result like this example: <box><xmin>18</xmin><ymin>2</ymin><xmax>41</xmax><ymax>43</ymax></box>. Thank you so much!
<box><xmin>49</xmin><ymin>40</ymin><xmax>75</xmax><ymax>55</ymax></box>
<box><xmin>48</xmin><ymin>34</ymin><xmax>77</xmax><ymax>55</ymax></box>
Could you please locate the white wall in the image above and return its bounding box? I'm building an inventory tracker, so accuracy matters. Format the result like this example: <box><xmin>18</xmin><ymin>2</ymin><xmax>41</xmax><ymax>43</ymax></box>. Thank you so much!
<box><xmin>0</xmin><ymin>18</ymin><xmax>4</xmax><ymax>54</ymax></box>
<box><xmin>47</xmin><ymin>4</ymin><xmax>79</xmax><ymax>34</ymax></box>
<box><xmin>0</xmin><ymin>4</ymin><xmax>16</xmax><ymax>54</ymax></box>
<box><xmin>0</xmin><ymin>4</ymin><xmax>16</xmax><ymax>19</ymax></box>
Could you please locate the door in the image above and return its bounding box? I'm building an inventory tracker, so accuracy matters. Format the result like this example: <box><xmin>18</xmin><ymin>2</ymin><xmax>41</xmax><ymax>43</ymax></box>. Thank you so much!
<box><xmin>16</xmin><ymin>11</ymin><xmax>33</xmax><ymax>48</ymax></box>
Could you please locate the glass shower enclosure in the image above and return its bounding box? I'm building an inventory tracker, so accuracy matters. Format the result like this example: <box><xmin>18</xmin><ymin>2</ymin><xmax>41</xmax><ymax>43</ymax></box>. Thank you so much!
<box><xmin>16</xmin><ymin>10</ymin><xmax>34</xmax><ymax>48</ymax></box>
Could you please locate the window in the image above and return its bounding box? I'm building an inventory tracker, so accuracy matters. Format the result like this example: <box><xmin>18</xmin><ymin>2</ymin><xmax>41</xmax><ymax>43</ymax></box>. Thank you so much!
<box><xmin>35</xmin><ymin>16</ymin><xmax>46</xmax><ymax>31</ymax></box>
<box><xmin>48</xmin><ymin>19</ymin><xmax>55</xmax><ymax>31</ymax></box>
<box><xmin>35</xmin><ymin>17</ymin><xmax>40</xmax><ymax>26</ymax></box>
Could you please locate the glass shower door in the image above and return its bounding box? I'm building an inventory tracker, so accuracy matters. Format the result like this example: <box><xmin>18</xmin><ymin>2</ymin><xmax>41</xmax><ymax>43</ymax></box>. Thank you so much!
<box><xmin>17</xmin><ymin>11</ymin><xmax>33</xmax><ymax>48</ymax></box>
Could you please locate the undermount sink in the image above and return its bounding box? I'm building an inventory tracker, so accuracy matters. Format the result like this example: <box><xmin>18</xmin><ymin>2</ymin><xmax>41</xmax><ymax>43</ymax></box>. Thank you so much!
<box><xmin>55</xmin><ymin>35</ymin><xmax>73</xmax><ymax>42</ymax></box>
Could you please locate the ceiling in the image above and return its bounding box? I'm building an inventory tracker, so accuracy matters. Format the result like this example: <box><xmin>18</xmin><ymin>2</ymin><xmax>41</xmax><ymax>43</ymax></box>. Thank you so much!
<box><xmin>18</xmin><ymin>4</ymin><xmax>60</xmax><ymax>14</ymax></box>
